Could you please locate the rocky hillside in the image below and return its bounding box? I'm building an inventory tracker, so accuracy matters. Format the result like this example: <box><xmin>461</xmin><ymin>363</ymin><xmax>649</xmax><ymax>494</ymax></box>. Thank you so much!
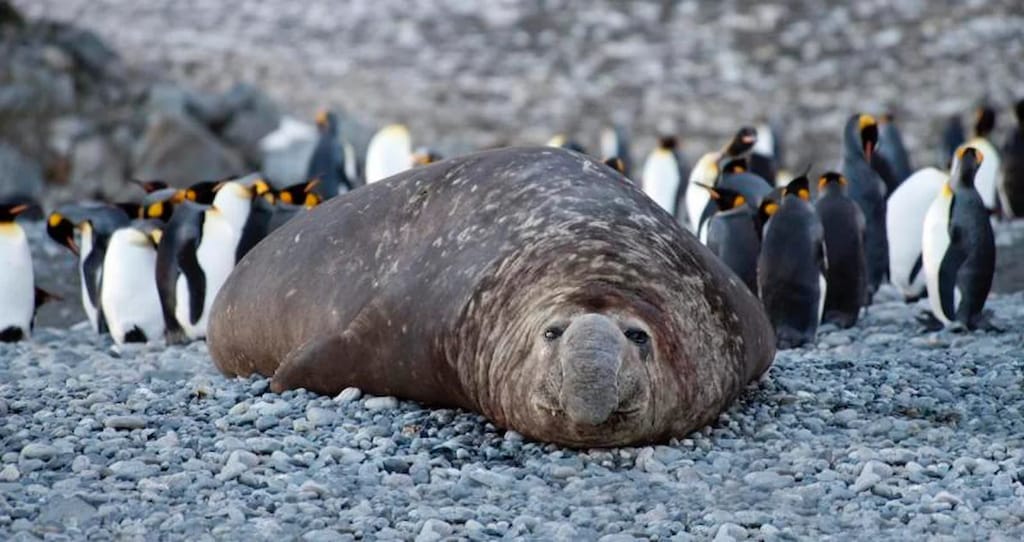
<box><xmin>14</xmin><ymin>0</ymin><xmax>1024</xmax><ymax>172</ymax></box>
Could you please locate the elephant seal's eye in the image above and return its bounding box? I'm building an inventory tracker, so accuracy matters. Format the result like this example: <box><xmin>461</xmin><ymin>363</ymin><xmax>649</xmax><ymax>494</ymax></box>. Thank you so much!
<box><xmin>624</xmin><ymin>328</ymin><xmax>649</xmax><ymax>345</ymax></box>
<box><xmin>543</xmin><ymin>326</ymin><xmax>564</xmax><ymax>341</ymax></box>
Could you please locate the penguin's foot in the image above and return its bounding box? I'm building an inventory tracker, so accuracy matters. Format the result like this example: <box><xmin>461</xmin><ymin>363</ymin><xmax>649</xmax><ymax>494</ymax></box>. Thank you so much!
<box><xmin>915</xmin><ymin>311</ymin><xmax>945</xmax><ymax>332</ymax></box>
<box><xmin>968</xmin><ymin>311</ymin><xmax>1004</xmax><ymax>333</ymax></box>
<box><xmin>947</xmin><ymin>321</ymin><xmax>968</xmax><ymax>334</ymax></box>
<box><xmin>165</xmin><ymin>328</ymin><xmax>190</xmax><ymax>346</ymax></box>
<box><xmin>822</xmin><ymin>311</ymin><xmax>857</xmax><ymax>329</ymax></box>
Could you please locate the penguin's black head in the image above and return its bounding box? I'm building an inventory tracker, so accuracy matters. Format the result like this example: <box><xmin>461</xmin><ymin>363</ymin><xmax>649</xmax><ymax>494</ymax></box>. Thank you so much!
<box><xmin>315</xmin><ymin>109</ymin><xmax>337</xmax><ymax>133</ymax></box>
<box><xmin>142</xmin><ymin>187</ymin><xmax>187</xmax><ymax>222</ymax></box>
<box><xmin>817</xmin><ymin>172</ymin><xmax>847</xmax><ymax>194</ymax></box>
<box><xmin>251</xmin><ymin>178</ymin><xmax>275</xmax><ymax>204</ymax></box>
<box><xmin>700</xmin><ymin>183</ymin><xmax>747</xmax><ymax>212</ymax></box>
<box><xmin>857</xmin><ymin>114</ymin><xmax>878</xmax><ymax>163</ymax></box>
<box><xmin>0</xmin><ymin>202</ymin><xmax>31</xmax><ymax>223</ymax></box>
<box><xmin>722</xmin><ymin>158</ymin><xmax>748</xmax><ymax>174</ymax></box>
<box><xmin>603</xmin><ymin>157</ymin><xmax>626</xmax><ymax>175</ymax></box>
<box><xmin>723</xmin><ymin>126</ymin><xmax>757</xmax><ymax>157</ymax></box>
<box><xmin>955</xmin><ymin>146</ymin><xmax>984</xmax><ymax>188</ymax></box>
<box><xmin>782</xmin><ymin>175</ymin><xmax>811</xmax><ymax>202</ymax></box>
<box><xmin>657</xmin><ymin>135</ymin><xmax>678</xmax><ymax>150</ymax></box>
<box><xmin>185</xmin><ymin>181</ymin><xmax>221</xmax><ymax>204</ymax></box>
<box><xmin>46</xmin><ymin>212</ymin><xmax>79</xmax><ymax>256</ymax></box>
<box><xmin>131</xmin><ymin>179</ymin><xmax>169</xmax><ymax>194</ymax></box>
<box><xmin>974</xmin><ymin>106</ymin><xmax>996</xmax><ymax>138</ymax></box>
<box><xmin>412</xmin><ymin>147</ymin><xmax>443</xmax><ymax>166</ymax></box>
<box><xmin>756</xmin><ymin>195</ymin><xmax>779</xmax><ymax>235</ymax></box>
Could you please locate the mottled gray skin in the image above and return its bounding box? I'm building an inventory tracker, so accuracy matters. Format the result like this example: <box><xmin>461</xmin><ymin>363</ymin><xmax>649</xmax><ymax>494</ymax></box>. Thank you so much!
<box><xmin>208</xmin><ymin>147</ymin><xmax>775</xmax><ymax>447</ymax></box>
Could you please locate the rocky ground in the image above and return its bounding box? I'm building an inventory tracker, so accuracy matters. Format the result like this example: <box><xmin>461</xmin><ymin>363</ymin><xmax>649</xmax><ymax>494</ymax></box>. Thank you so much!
<box><xmin>1</xmin><ymin>289</ymin><xmax>1023</xmax><ymax>540</ymax></box>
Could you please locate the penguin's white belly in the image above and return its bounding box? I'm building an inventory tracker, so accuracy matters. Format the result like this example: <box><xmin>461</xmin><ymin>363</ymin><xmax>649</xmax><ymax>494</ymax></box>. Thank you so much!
<box><xmin>0</xmin><ymin>226</ymin><xmax>34</xmax><ymax>335</ymax></box>
<box><xmin>922</xmin><ymin>193</ymin><xmax>954</xmax><ymax>325</ymax></box>
<box><xmin>817</xmin><ymin>273</ymin><xmax>827</xmax><ymax>325</ymax></box>
<box><xmin>178</xmin><ymin>216</ymin><xmax>238</xmax><ymax>339</ymax></box>
<box><xmin>685</xmin><ymin>153</ymin><xmax>718</xmax><ymax>232</ymax></box>
<box><xmin>365</xmin><ymin>127</ymin><xmax>412</xmax><ymax>184</ymax></box>
<box><xmin>640</xmin><ymin>152</ymin><xmax>680</xmax><ymax>215</ymax></box>
<box><xmin>966</xmin><ymin>137</ymin><xmax>1001</xmax><ymax>210</ymax></box>
<box><xmin>887</xmin><ymin>167</ymin><xmax>946</xmax><ymax>298</ymax></box>
<box><xmin>101</xmin><ymin>235</ymin><xmax>164</xmax><ymax>344</ymax></box>
<box><xmin>78</xmin><ymin>234</ymin><xmax>99</xmax><ymax>331</ymax></box>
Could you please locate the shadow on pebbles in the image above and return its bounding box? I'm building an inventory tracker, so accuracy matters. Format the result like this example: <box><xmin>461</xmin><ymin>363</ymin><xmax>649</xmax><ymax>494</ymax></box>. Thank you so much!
<box><xmin>1</xmin><ymin>289</ymin><xmax>1023</xmax><ymax>540</ymax></box>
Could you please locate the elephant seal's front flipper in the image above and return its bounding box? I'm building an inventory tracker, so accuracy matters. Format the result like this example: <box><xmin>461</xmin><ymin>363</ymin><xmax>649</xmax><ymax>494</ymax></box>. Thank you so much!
<box><xmin>270</xmin><ymin>335</ymin><xmax>349</xmax><ymax>394</ymax></box>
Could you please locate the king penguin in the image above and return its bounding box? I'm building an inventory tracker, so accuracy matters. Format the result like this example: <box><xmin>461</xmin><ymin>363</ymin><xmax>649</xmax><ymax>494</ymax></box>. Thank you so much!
<box><xmin>305</xmin><ymin>109</ymin><xmax>356</xmax><ymax>199</ymax></box>
<box><xmin>366</xmin><ymin>124</ymin><xmax>413</xmax><ymax>183</ymax></box>
<box><xmin>886</xmin><ymin>166</ymin><xmax>948</xmax><ymax>301</ymax></box>
<box><xmin>100</xmin><ymin>220</ymin><xmax>165</xmax><ymax>344</ymax></box>
<box><xmin>964</xmin><ymin>106</ymin><xmax>1002</xmax><ymax>214</ymax></box>
<box><xmin>921</xmin><ymin>147</ymin><xmax>997</xmax><ymax>331</ymax></box>
<box><xmin>815</xmin><ymin>172</ymin><xmax>867</xmax><ymax>328</ymax></box>
<box><xmin>46</xmin><ymin>203</ymin><xmax>131</xmax><ymax>334</ymax></box>
<box><xmin>640</xmin><ymin>136</ymin><xmax>686</xmax><ymax>221</ymax></box>
<box><xmin>840</xmin><ymin>113</ymin><xmax>888</xmax><ymax>301</ymax></box>
<box><xmin>699</xmin><ymin>183</ymin><xmax>761</xmax><ymax>294</ymax></box>
<box><xmin>1001</xmin><ymin>99</ymin><xmax>1024</xmax><ymax>218</ymax></box>
<box><xmin>684</xmin><ymin>126</ymin><xmax>758</xmax><ymax>233</ymax></box>
<box><xmin>758</xmin><ymin>174</ymin><xmax>827</xmax><ymax>349</ymax></box>
<box><xmin>0</xmin><ymin>202</ymin><xmax>37</xmax><ymax>342</ymax></box>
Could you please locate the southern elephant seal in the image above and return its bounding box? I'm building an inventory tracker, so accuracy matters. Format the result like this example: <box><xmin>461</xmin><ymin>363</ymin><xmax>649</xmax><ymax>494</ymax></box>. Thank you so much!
<box><xmin>208</xmin><ymin>147</ymin><xmax>775</xmax><ymax>447</ymax></box>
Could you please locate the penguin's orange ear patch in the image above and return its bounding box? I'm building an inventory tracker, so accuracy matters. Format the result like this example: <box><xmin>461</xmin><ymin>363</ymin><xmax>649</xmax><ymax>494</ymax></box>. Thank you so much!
<box><xmin>798</xmin><ymin>188</ymin><xmax>810</xmax><ymax>201</ymax></box>
<box><xmin>763</xmin><ymin>202</ymin><xmax>779</xmax><ymax>216</ymax></box>
<box><xmin>858</xmin><ymin>114</ymin><xmax>877</xmax><ymax>130</ymax></box>
<box><xmin>817</xmin><ymin>177</ymin><xmax>827</xmax><ymax>191</ymax></box>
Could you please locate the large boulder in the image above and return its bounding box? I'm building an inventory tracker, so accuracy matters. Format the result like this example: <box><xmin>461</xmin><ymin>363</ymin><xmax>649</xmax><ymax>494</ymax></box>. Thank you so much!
<box><xmin>69</xmin><ymin>133</ymin><xmax>127</xmax><ymax>199</ymax></box>
<box><xmin>0</xmin><ymin>142</ymin><xmax>44</xmax><ymax>200</ymax></box>
<box><xmin>132</xmin><ymin>112</ymin><xmax>246</xmax><ymax>185</ymax></box>
<box><xmin>259</xmin><ymin>116</ymin><xmax>318</xmax><ymax>186</ymax></box>
<box><xmin>217</xmin><ymin>84</ymin><xmax>281</xmax><ymax>167</ymax></box>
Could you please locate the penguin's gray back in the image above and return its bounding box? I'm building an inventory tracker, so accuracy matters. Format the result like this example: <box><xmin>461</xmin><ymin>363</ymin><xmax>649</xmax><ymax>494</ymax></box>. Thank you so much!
<box><xmin>879</xmin><ymin>122</ymin><xmax>912</xmax><ymax>185</ymax></box>
<box><xmin>815</xmin><ymin>190</ymin><xmax>866</xmax><ymax>327</ymax></box>
<box><xmin>841</xmin><ymin>153</ymin><xmax>888</xmax><ymax>298</ymax></box>
<box><xmin>707</xmin><ymin>207</ymin><xmax>760</xmax><ymax>294</ymax></box>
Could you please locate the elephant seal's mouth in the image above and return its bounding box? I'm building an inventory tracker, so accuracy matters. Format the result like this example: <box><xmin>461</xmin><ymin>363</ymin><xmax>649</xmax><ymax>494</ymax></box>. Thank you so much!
<box><xmin>531</xmin><ymin>397</ymin><xmax>642</xmax><ymax>426</ymax></box>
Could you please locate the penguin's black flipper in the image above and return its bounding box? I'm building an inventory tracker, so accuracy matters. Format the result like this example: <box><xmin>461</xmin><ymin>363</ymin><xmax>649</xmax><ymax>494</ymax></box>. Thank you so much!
<box><xmin>937</xmin><ymin>226</ymin><xmax>967</xmax><ymax>322</ymax></box>
<box><xmin>177</xmin><ymin>238</ymin><xmax>206</xmax><ymax>326</ymax></box>
<box><xmin>81</xmin><ymin>244</ymin><xmax>107</xmax><ymax>333</ymax></box>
